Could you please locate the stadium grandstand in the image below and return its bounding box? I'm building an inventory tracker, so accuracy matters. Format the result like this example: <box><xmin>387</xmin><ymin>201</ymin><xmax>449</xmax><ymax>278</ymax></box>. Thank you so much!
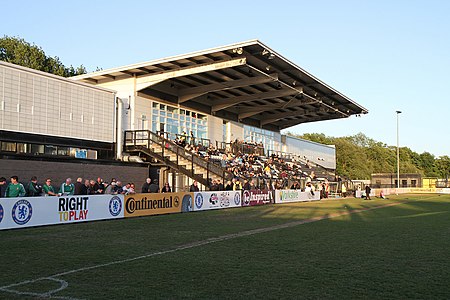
<box><xmin>0</xmin><ymin>40</ymin><xmax>368</xmax><ymax>191</ymax></box>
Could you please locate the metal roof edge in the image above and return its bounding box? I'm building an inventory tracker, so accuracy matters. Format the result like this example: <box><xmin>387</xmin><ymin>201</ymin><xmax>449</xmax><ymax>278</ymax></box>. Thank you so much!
<box><xmin>251</xmin><ymin>41</ymin><xmax>368</xmax><ymax>113</ymax></box>
<box><xmin>71</xmin><ymin>39</ymin><xmax>261</xmax><ymax>80</ymax></box>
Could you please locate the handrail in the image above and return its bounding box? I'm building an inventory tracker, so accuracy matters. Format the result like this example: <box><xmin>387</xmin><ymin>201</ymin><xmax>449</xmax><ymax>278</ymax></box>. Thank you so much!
<box><xmin>124</xmin><ymin>130</ymin><xmax>233</xmax><ymax>182</ymax></box>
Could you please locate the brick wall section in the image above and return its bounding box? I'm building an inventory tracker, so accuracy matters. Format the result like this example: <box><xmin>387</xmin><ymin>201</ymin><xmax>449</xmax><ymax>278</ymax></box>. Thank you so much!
<box><xmin>0</xmin><ymin>159</ymin><xmax>149</xmax><ymax>190</ymax></box>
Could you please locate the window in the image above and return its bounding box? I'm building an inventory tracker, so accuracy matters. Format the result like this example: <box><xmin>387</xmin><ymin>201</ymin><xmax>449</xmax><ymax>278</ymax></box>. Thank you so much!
<box><xmin>402</xmin><ymin>180</ymin><xmax>407</xmax><ymax>187</ymax></box>
<box><xmin>411</xmin><ymin>180</ymin><xmax>417</xmax><ymax>187</ymax></box>
<box><xmin>1</xmin><ymin>142</ymin><xmax>16</xmax><ymax>152</ymax></box>
<box><xmin>17</xmin><ymin>143</ymin><xmax>30</xmax><ymax>153</ymax></box>
<box><xmin>45</xmin><ymin>145</ymin><xmax>57</xmax><ymax>155</ymax></box>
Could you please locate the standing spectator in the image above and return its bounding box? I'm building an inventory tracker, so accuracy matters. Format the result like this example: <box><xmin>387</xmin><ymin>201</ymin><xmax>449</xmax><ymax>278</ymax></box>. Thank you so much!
<box><xmin>129</xmin><ymin>183</ymin><xmax>136</xmax><ymax>194</ymax></box>
<box><xmin>59</xmin><ymin>178</ymin><xmax>75</xmax><ymax>196</ymax></box>
<box><xmin>210</xmin><ymin>179</ymin><xmax>219</xmax><ymax>191</ymax></box>
<box><xmin>149</xmin><ymin>179</ymin><xmax>160</xmax><ymax>193</ymax></box>
<box><xmin>291</xmin><ymin>181</ymin><xmax>301</xmax><ymax>190</ymax></box>
<box><xmin>0</xmin><ymin>177</ymin><xmax>7</xmax><ymax>198</ymax></box>
<box><xmin>43</xmin><ymin>179</ymin><xmax>57</xmax><ymax>196</ymax></box>
<box><xmin>105</xmin><ymin>181</ymin><xmax>115</xmax><ymax>194</ymax></box>
<box><xmin>365</xmin><ymin>185</ymin><xmax>371</xmax><ymax>200</ymax></box>
<box><xmin>93</xmin><ymin>177</ymin><xmax>104</xmax><ymax>194</ymax></box>
<box><xmin>161</xmin><ymin>182</ymin><xmax>172</xmax><ymax>193</ymax></box>
<box><xmin>243</xmin><ymin>179</ymin><xmax>251</xmax><ymax>191</ymax></box>
<box><xmin>141</xmin><ymin>178</ymin><xmax>151</xmax><ymax>193</ymax></box>
<box><xmin>217</xmin><ymin>179</ymin><xmax>224</xmax><ymax>191</ymax></box>
<box><xmin>26</xmin><ymin>176</ymin><xmax>42</xmax><ymax>197</ymax></box>
<box><xmin>233</xmin><ymin>178</ymin><xmax>242</xmax><ymax>191</ymax></box>
<box><xmin>225</xmin><ymin>180</ymin><xmax>233</xmax><ymax>191</ymax></box>
<box><xmin>122</xmin><ymin>183</ymin><xmax>134</xmax><ymax>194</ymax></box>
<box><xmin>74</xmin><ymin>177</ymin><xmax>87</xmax><ymax>195</ymax></box>
<box><xmin>114</xmin><ymin>181</ymin><xmax>124</xmax><ymax>194</ymax></box>
<box><xmin>189</xmin><ymin>180</ymin><xmax>199</xmax><ymax>192</ymax></box>
<box><xmin>84</xmin><ymin>179</ymin><xmax>92</xmax><ymax>195</ymax></box>
<box><xmin>5</xmin><ymin>176</ymin><xmax>26</xmax><ymax>198</ymax></box>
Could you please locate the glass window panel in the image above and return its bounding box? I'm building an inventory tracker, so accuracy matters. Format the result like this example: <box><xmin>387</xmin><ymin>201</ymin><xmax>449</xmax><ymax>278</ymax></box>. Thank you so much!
<box><xmin>17</xmin><ymin>143</ymin><xmax>30</xmax><ymax>153</ymax></box>
<box><xmin>32</xmin><ymin>144</ymin><xmax>45</xmax><ymax>155</ymax></box>
<box><xmin>1</xmin><ymin>142</ymin><xmax>16</xmax><ymax>152</ymax></box>
<box><xmin>44</xmin><ymin>145</ymin><xmax>57</xmax><ymax>155</ymax></box>
<box><xmin>57</xmin><ymin>147</ymin><xmax>69</xmax><ymax>156</ymax></box>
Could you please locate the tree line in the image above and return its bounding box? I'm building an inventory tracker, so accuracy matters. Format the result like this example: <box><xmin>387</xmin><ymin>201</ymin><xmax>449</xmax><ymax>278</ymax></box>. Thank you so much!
<box><xmin>288</xmin><ymin>132</ymin><xmax>450</xmax><ymax>180</ymax></box>
<box><xmin>0</xmin><ymin>35</ymin><xmax>88</xmax><ymax>77</ymax></box>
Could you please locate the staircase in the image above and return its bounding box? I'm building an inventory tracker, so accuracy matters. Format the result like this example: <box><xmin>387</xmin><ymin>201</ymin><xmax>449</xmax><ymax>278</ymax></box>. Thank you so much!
<box><xmin>123</xmin><ymin>130</ymin><xmax>232</xmax><ymax>188</ymax></box>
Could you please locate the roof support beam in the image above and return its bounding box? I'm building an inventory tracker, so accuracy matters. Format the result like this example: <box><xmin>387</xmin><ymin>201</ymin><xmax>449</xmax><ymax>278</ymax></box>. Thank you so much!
<box><xmin>259</xmin><ymin>109</ymin><xmax>317</xmax><ymax>126</ymax></box>
<box><xmin>212</xmin><ymin>89</ymin><xmax>299</xmax><ymax>112</ymax></box>
<box><xmin>238</xmin><ymin>98</ymin><xmax>317</xmax><ymax>119</ymax></box>
<box><xmin>135</xmin><ymin>57</ymin><xmax>247</xmax><ymax>92</ymax></box>
<box><xmin>177</xmin><ymin>73</ymin><xmax>278</xmax><ymax>103</ymax></box>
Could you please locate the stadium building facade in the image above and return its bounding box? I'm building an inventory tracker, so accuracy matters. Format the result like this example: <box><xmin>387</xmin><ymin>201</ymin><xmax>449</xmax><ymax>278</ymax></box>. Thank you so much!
<box><xmin>0</xmin><ymin>40</ymin><xmax>367</xmax><ymax>190</ymax></box>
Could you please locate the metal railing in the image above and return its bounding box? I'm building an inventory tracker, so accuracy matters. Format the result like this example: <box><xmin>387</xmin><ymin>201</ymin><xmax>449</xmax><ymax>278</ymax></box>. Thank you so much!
<box><xmin>124</xmin><ymin>130</ymin><xmax>232</xmax><ymax>185</ymax></box>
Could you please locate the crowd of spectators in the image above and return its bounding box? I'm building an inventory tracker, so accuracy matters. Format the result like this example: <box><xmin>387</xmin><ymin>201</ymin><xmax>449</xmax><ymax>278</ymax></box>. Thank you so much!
<box><xmin>0</xmin><ymin>176</ymin><xmax>173</xmax><ymax>198</ymax></box>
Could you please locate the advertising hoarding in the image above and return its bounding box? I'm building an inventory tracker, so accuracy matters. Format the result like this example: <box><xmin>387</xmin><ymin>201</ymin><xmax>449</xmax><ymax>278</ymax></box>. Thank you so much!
<box><xmin>124</xmin><ymin>192</ymin><xmax>193</xmax><ymax>218</ymax></box>
<box><xmin>0</xmin><ymin>194</ymin><xmax>124</xmax><ymax>230</ymax></box>
<box><xmin>274</xmin><ymin>189</ymin><xmax>320</xmax><ymax>204</ymax></box>
<box><xmin>241</xmin><ymin>190</ymin><xmax>273</xmax><ymax>206</ymax></box>
<box><xmin>193</xmin><ymin>191</ymin><xmax>241</xmax><ymax>211</ymax></box>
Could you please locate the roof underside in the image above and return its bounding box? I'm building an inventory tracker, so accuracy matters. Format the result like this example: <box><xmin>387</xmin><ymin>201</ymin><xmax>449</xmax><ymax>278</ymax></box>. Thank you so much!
<box><xmin>73</xmin><ymin>40</ymin><xmax>368</xmax><ymax>131</ymax></box>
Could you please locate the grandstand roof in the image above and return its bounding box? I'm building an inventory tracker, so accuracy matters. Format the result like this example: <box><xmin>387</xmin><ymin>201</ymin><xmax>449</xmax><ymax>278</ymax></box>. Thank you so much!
<box><xmin>73</xmin><ymin>40</ymin><xmax>368</xmax><ymax>131</ymax></box>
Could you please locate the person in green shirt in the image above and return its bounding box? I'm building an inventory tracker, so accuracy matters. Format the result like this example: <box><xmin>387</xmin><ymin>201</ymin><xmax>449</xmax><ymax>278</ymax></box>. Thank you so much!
<box><xmin>59</xmin><ymin>178</ymin><xmax>75</xmax><ymax>196</ymax></box>
<box><xmin>43</xmin><ymin>178</ymin><xmax>57</xmax><ymax>196</ymax></box>
<box><xmin>5</xmin><ymin>176</ymin><xmax>26</xmax><ymax>198</ymax></box>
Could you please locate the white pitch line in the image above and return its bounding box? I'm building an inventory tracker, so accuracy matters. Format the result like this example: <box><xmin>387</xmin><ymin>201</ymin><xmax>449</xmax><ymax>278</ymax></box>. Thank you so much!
<box><xmin>0</xmin><ymin>201</ymin><xmax>402</xmax><ymax>299</ymax></box>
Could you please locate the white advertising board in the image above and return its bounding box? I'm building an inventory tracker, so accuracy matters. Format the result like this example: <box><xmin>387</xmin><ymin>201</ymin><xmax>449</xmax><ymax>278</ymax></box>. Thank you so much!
<box><xmin>0</xmin><ymin>194</ymin><xmax>124</xmax><ymax>230</ymax></box>
<box><xmin>274</xmin><ymin>189</ymin><xmax>320</xmax><ymax>204</ymax></box>
<box><xmin>193</xmin><ymin>191</ymin><xmax>241</xmax><ymax>211</ymax></box>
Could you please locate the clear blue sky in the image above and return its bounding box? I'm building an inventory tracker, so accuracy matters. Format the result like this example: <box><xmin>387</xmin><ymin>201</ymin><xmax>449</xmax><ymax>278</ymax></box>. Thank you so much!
<box><xmin>3</xmin><ymin>0</ymin><xmax>450</xmax><ymax>157</ymax></box>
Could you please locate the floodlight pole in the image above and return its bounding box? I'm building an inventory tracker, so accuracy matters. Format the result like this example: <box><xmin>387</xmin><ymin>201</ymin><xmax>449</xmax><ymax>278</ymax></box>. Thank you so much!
<box><xmin>396</xmin><ymin>111</ymin><xmax>402</xmax><ymax>191</ymax></box>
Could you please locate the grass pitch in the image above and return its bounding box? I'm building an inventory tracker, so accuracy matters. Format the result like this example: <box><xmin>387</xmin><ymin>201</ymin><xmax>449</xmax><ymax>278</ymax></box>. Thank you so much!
<box><xmin>1</xmin><ymin>194</ymin><xmax>449</xmax><ymax>299</ymax></box>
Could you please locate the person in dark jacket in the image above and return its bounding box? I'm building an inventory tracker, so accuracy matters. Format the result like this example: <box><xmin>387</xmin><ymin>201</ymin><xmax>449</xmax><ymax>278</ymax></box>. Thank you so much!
<box><xmin>0</xmin><ymin>177</ymin><xmax>8</xmax><ymax>197</ymax></box>
<box><xmin>141</xmin><ymin>178</ymin><xmax>151</xmax><ymax>193</ymax></box>
<box><xmin>26</xmin><ymin>176</ymin><xmax>42</xmax><ymax>196</ymax></box>
<box><xmin>161</xmin><ymin>182</ymin><xmax>172</xmax><ymax>193</ymax></box>
<box><xmin>149</xmin><ymin>179</ymin><xmax>160</xmax><ymax>193</ymax></box>
<box><xmin>189</xmin><ymin>180</ymin><xmax>200</xmax><ymax>192</ymax></box>
<box><xmin>74</xmin><ymin>177</ymin><xmax>87</xmax><ymax>195</ymax></box>
<box><xmin>365</xmin><ymin>185</ymin><xmax>371</xmax><ymax>200</ymax></box>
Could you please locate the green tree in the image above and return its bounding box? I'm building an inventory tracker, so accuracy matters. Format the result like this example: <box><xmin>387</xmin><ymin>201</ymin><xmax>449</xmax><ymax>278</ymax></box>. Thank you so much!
<box><xmin>435</xmin><ymin>156</ymin><xmax>450</xmax><ymax>179</ymax></box>
<box><xmin>288</xmin><ymin>132</ymin><xmax>429</xmax><ymax>180</ymax></box>
<box><xmin>0</xmin><ymin>35</ymin><xmax>87</xmax><ymax>77</ymax></box>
